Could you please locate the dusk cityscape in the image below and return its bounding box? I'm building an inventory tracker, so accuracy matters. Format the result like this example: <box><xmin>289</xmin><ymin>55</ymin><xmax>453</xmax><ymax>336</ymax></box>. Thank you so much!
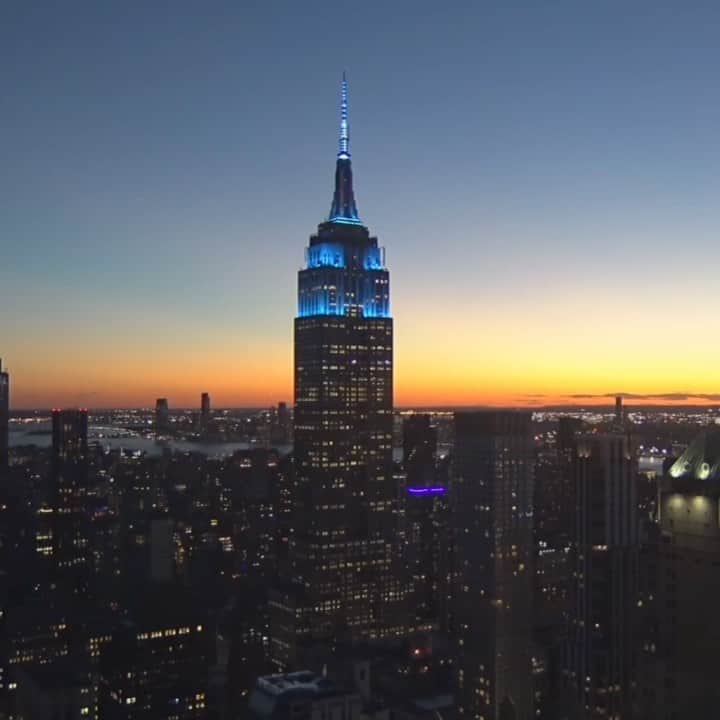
<box><xmin>3</xmin><ymin>3</ymin><xmax>720</xmax><ymax>719</ymax></box>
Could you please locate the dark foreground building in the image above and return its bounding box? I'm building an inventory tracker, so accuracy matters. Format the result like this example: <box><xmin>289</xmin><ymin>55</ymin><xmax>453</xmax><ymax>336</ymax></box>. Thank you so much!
<box><xmin>451</xmin><ymin>411</ymin><xmax>535</xmax><ymax>720</ymax></box>
<box><xmin>155</xmin><ymin>398</ymin><xmax>169</xmax><ymax>433</ymax></box>
<box><xmin>640</xmin><ymin>428</ymin><xmax>720</xmax><ymax>717</ymax></box>
<box><xmin>0</xmin><ymin>359</ymin><xmax>8</xmax><ymax>470</ymax></box>
<box><xmin>51</xmin><ymin>408</ymin><xmax>91</xmax><ymax>585</ymax></box>
<box><xmin>271</xmin><ymin>76</ymin><xmax>407</xmax><ymax>669</ymax></box>
<box><xmin>565</xmin><ymin>432</ymin><xmax>639</xmax><ymax>719</ymax></box>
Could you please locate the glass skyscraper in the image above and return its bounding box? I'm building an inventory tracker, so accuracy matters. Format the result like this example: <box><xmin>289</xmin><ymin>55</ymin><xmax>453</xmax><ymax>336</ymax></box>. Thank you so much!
<box><xmin>271</xmin><ymin>76</ymin><xmax>406</xmax><ymax>668</ymax></box>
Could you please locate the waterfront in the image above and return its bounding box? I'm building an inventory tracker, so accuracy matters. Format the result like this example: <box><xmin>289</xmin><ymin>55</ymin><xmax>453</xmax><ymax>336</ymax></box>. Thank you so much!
<box><xmin>9</xmin><ymin>425</ymin><xmax>289</xmax><ymax>458</ymax></box>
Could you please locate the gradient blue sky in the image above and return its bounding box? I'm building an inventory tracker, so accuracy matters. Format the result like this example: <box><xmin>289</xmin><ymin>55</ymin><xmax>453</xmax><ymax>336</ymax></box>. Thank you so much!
<box><xmin>4</xmin><ymin>1</ymin><xmax>720</xmax><ymax>407</ymax></box>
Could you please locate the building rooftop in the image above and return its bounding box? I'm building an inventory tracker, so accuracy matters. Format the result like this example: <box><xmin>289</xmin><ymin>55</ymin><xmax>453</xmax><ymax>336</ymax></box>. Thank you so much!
<box><xmin>248</xmin><ymin>671</ymin><xmax>341</xmax><ymax>718</ymax></box>
<box><xmin>668</xmin><ymin>427</ymin><xmax>720</xmax><ymax>483</ymax></box>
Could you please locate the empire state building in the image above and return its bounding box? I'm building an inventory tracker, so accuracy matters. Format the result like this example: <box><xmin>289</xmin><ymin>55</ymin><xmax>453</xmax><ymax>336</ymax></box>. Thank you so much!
<box><xmin>270</xmin><ymin>76</ymin><xmax>407</xmax><ymax>668</ymax></box>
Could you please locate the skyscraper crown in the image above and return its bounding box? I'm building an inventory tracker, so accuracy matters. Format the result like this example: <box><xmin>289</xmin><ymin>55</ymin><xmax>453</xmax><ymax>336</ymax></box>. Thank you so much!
<box><xmin>328</xmin><ymin>73</ymin><xmax>362</xmax><ymax>225</ymax></box>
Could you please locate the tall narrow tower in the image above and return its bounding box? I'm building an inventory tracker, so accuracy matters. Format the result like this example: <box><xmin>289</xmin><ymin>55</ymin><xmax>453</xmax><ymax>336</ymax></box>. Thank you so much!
<box><xmin>51</xmin><ymin>408</ymin><xmax>91</xmax><ymax>587</ymax></box>
<box><xmin>271</xmin><ymin>76</ymin><xmax>404</xmax><ymax>668</ymax></box>
<box><xmin>566</xmin><ymin>432</ymin><xmax>639</xmax><ymax>719</ymax></box>
<box><xmin>0</xmin><ymin>359</ymin><xmax>8</xmax><ymax>469</ymax></box>
<box><xmin>452</xmin><ymin>411</ymin><xmax>535</xmax><ymax>720</ymax></box>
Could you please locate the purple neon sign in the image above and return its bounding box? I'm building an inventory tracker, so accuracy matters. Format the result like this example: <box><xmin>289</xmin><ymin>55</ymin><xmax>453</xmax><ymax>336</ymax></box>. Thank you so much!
<box><xmin>407</xmin><ymin>486</ymin><xmax>446</xmax><ymax>496</ymax></box>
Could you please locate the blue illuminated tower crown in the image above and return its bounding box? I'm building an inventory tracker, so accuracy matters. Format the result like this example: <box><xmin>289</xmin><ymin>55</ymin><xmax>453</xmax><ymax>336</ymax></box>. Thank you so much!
<box><xmin>297</xmin><ymin>75</ymin><xmax>389</xmax><ymax>319</ymax></box>
<box><xmin>329</xmin><ymin>72</ymin><xmax>361</xmax><ymax>225</ymax></box>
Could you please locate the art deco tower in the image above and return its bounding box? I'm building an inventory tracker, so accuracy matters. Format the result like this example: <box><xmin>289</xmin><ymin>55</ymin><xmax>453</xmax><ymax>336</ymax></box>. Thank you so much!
<box><xmin>271</xmin><ymin>76</ymin><xmax>405</xmax><ymax>667</ymax></box>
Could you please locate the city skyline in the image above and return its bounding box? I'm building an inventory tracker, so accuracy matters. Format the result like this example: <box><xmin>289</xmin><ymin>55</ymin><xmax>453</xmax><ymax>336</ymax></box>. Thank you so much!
<box><xmin>6</xmin><ymin>2</ymin><xmax>720</xmax><ymax>408</ymax></box>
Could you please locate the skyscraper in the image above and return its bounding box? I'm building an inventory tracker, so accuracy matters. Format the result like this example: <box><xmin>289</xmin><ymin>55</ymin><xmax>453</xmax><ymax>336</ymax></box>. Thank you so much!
<box><xmin>200</xmin><ymin>392</ymin><xmax>211</xmax><ymax>432</ymax></box>
<box><xmin>403</xmin><ymin>414</ymin><xmax>437</xmax><ymax>487</ymax></box>
<box><xmin>0</xmin><ymin>359</ymin><xmax>8</xmax><ymax>469</ymax></box>
<box><xmin>615</xmin><ymin>396</ymin><xmax>624</xmax><ymax>426</ymax></box>
<box><xmin>271</xmin><ymin>75</ymin><xmax>404</xmax><ymax>668</ymax></box>
<box><xmin>400</xmin><ymin>415</ymin><xmax>447</xmax><ymax>627</ymax></box>
<box><xmin>277</xmin><ymin>401</ymin><xmax>290</xmax><ymax>444</ymax></box>
<box><xmin>201</xmin><ymin>392</ymin><xmax>211</xmax><ymax>420</ymax></box>
<box><xmin>155</xmin><ymin>398</ymin><xmax>169</xmax><ymax>433</ymax></box>
<box><xmin>51</xmin><ymin>409</ymin><xmax>91</xmax><ymax>584</ymax></box>
<box><xmin>566</xmin><ymin>432</ymin><xmax>639</xmax><ymax>719</ymax></box>
<box><xmin>451</xmin><ymin>411</ymin><xmax>535</xmax><ymax>720</ymax></box>
<box><xmin>639</xmin><ymin>428</ymin><xmax>720</xmax><ymax>717</ymax></box>
<box><xmin>52</xmin><ymin>409</ymin><xmax>88</xmax><ymax>461</ymax></box>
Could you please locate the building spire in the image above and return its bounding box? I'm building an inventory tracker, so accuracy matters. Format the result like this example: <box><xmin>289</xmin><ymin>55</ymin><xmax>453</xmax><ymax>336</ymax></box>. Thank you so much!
<box><xmin>329</xmin><ymin>72</ymin><xmax>362</xmax><ymax>225</ymax></box>
<box><xmin>338</xmin><ymin>71</ymin><xmax>350</xmax><ymax>159</ymax></box>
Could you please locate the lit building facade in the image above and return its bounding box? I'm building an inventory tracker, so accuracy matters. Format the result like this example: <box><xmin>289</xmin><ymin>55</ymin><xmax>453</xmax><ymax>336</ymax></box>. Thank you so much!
<box><xmin>451</xmin><ymin>411</ymin><xmax>535</xmax><ymax>720</ymax></box>
<box><xmin>99</xmin><ymin>620</ymin><xmax>209</xmax><ymax>719</ymax></box>
<box><xmin>272</xmin><ymin>76</ymin><xmax>405</xmax><ymax>668</ymax></box>
<box><xmin>51</xmin><ymin>409</ymin><xmax>91</xmax><ymax>582</ymax></box>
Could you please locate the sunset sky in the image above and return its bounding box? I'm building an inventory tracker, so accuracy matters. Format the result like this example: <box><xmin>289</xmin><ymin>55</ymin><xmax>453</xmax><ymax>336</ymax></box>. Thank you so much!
<box><xmin>4</xmin><ymin>1</ymin><xmax>720</xmax><ymax>408</ymax></box>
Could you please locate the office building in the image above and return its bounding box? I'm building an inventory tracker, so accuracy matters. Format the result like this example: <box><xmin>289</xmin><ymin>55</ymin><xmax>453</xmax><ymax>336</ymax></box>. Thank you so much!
<box><xmin>403</xmin><ymin>414</ymin><xmax>437</xmax><ymax>486</ymax></box>
<box><xmin>402</xmin><ymin>484</ymin><xmax>449</xmax><ymax>631</ymax></box>
<box><xmin>639</xmin><ymin>428</ymin><xmax>720</xmax><ymax>717</ymax></box>
<box><xmin>615</xmin><ymin>396</ymin><xmax>624</xmax><ymax>426</ymax></box>
<box><xmin>52</xmin><ymin>409</ymin><xmax>88</xmax><ymax>461</ymax></box>
<box><xmin>451</xmin><ymin>411</ymin><xmax>535</xmax><ymax>720</ymax></box>
<box><xmin>155</xmin><ymin>398</ymin><xmax>169</xmax><ymax>433</ymax></box>
<box><xmin>201</xmin><ymin>392</ymin><xmax>210</xmax><ymax>419</ymax></box>
<box><xmin>99</xmin><ymin>614</ymin><xmax>209</xmax><ymax>719</ymax></box>
<box><xmin>532</xmin><ymin>417</ymin><xmax>581</xmax><ymax>719</ymax></box>
<box><xmin>200</xmin><ymin>392</ymin><xmax>211</xmax><ymax>427</ymax></box>
<box><xmin>271</xmin><ymin>75</ymin><xmax>405</xmax><ymax>668</ymax></box>
<box><xmin>51</xmin><ymin>409</ymin><xmax>91</xmax><ymax>582</ymax></box>
<box><xmin>565</xmin><ymin>432</ymin><xmax>639</xmax><ymax>719</ymax></box>
<box><xmin>400</xmin><ymin>415</ymin><xmax>448</xmax><ymax>628</ymax></box>
<box><xmin>277</xmin><ymin>401</ymin><xmax>291</xmax><ymax>444</ymax></box>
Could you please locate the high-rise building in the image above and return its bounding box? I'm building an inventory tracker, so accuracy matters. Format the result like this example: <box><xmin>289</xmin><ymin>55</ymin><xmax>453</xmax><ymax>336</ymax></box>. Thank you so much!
<box><xmin>277</xmin><ymin>401</ymin><xmax>290</xmax><ymax>443</ymax></box>
<box><xmin>271</xmin><ymin>75</ymin><xmax>405</xmax><ymax>668</ymax></box>
<box><xmin>565</xmin><ymin>432</ymin><xmax>639</xmax><ymax>719</ymax></box>
<box><xmin>615</xmin><ymin>396</ymin><xmax>624</xmax><ymax>425</ymax></box>
<box><xmin>639</xmin><ymin>428</ymin><xmax>720</xmax><ymax>717</ymax></box>
<box><xmin>0</xmin><ymin>359</ymin><xmax>8</xmax><ymax>469</ymax></box>
<box><xmin>532</xmin><ymin>417</ymin><xmax>581</xmax><ymax>719</ymax></box>
<box><xmin>400</xmin><ymin>416</ymin><xmax>448</xmax><ymax>628</ymax></box>
<box><xmin>271</xmin><ymin>402</ymin><xmax>291</xmax><ymax>445</ymax></box>
<box><xmin>51</xmin><ymin>409</ymin><xmax>91</xmax><ymax>582</ymax></box>
<box><xmin>451</xmin><ymin>411</ymin><xmax>535</xmax><ymax>720</ymax></box>
<box><xmin>403</xmin><ymin>414</ymin><xmax>437</xmax><ymax>486</ymax></box>
<box><xmin>402</xmin><ymin>483</ymin><xmax>449</xmax><ymax>631</ymax></box>
<box><xmin>155</xmin><ymin>398</ymin><xmax>169</xmax><ymax>433</ymax></box>
<box><xmin>98</xmin><ymin>597</ymin><xmax>210</xmax><ymax>719</ymax></box>
<box><xmin>52</xmin><ymin>408</ymin><xmax>88</xmax><ymax>460</ymax></box>
<box><xmin>201</xmin><ymin>393</ymin><xmax>211</xmax><ymax>423</ymax></box>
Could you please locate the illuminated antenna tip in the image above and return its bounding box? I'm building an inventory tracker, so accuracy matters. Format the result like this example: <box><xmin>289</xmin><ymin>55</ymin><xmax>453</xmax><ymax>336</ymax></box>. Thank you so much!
<box><xmin>338</xmin><ymin>72</ymin><xmax>350</xmax><ymax>159</ymax></box>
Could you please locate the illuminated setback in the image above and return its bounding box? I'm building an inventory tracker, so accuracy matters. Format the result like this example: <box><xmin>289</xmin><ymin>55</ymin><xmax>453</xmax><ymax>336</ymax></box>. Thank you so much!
<box><xmin>297</xmin><ymin>74</ymin><xmax>389</xmax><ymax>319</ymax></box>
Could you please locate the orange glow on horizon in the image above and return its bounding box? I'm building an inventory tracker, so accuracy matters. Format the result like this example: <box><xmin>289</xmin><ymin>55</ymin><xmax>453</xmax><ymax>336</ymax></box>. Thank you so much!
<box><xmin>9</xmin><ymin>350</ymin><xmax>720</xmax><ymax>410</ymax></box>
<box><xmin>6</xmin><ymin>287</ymin><xmax>720</xmax><ymax>409</ymax></box>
